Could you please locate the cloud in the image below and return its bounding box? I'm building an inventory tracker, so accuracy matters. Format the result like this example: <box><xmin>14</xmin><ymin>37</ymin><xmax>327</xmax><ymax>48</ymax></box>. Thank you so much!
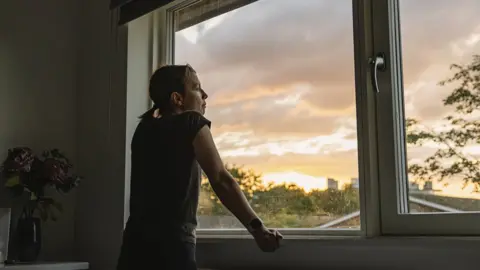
<box><xmin>400</xmin><ymin>0</ymin><xmax>480</xmax><ymax>81</ymax></box>
<box><xmin>177</xmin><ymin>0</ymin><xmax>356</xmax><ymax>109</ymax></box>
<box><xmin>400</xmin><ymin>0</ymin><xmax>480</xmax><ymax>122</ymax></box>
<box><xmin>208</xmin><ymin>101</ymin><xmax>343</xmax><ymax>138</ymax></box>
<box><xmin>175</xmin><ymin>0</ymin><xmax>480</xmax><ymax>184</ymax></box>
<box><xmin>177</xmin><ymin>0</ymin><xmax>360</xmax><ymax>158</ymax></box>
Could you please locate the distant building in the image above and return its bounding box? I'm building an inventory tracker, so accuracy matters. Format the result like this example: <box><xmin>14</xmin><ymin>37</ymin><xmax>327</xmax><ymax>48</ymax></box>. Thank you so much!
<box><xmin>327</xmin><ymin>178</ymin><xmax>338</xmax><ymax>190</ymax></box>
<box><xmin>409</xmin><ymin>182</ymin><xmax>420</xmax><ymax>191</ymax></box>
<box><xmin>410</xmin><ymin>181</ymin><xmax>438</xmax><ymax>194</ymax></box>
<box><xmin>351</xmin><ymin>178</ymin><xmax>359</xmax><ymax>189</ymax></box>
<box><xmin>423</xmin><ymin>181</ymin><xmax>433</xmax><ymax>191</ymax></box>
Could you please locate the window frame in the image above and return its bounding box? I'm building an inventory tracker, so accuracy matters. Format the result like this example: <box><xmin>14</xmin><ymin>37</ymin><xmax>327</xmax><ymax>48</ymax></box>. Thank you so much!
<box><xmin>150</xmin><ymin>0</ymin><xmax>383</xmax><ymax>238</ymax></box>
<box><xmin>373</xmin><ymin>0</ymin><xmax>480</xmax><ymax>236</ymax></box>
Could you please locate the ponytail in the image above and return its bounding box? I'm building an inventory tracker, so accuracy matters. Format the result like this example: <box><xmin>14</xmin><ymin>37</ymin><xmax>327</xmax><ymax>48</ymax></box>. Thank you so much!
<box><xmin>139</xmin><ymin>105</ymin><xmax>158</xmax><ymax>120</ymax></box>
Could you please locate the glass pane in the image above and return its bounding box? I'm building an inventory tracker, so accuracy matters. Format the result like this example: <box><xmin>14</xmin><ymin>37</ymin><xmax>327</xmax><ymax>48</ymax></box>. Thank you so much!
<box><xmin>174</xmin><ymin>0</ymin><xmax>360</xmax><ymax>229</ymax></box>
<box><xmin>400</xmin><ymin>0</ymin><xmax>480</xmax><ymax>213</ymax></box>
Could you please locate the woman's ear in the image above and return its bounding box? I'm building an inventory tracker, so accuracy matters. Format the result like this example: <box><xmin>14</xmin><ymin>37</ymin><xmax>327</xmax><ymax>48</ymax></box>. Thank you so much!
<box><xmin>170</xmin><ymin>92</ymin><xmax>184</xmax><ymax>107</ymax></box>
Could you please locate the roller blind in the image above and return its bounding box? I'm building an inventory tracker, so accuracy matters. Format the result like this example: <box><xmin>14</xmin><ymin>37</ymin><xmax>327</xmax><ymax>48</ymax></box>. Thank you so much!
<box><xmin>111</xmin><ymin>0</ymin><xmax>174</xmax><ymax>25</ymax></box>
<box><xmin>110</xmin><ymin>0</ymin><xmax>257</xmax><ymax>26</ymax></box>
<box><xmin>174</xmin><ymin>0</ymin><xmax>257</xmax><ymax>31</ymax></box>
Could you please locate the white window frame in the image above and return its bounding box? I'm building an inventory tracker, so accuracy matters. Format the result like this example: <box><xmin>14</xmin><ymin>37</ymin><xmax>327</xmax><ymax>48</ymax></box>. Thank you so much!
<box><xmin>373</xmin><ymin>0</ymin><xmax>480</xmax><ymax>235</ymax></box>
<box><xmin>148</xmin><ymin>0</ymin><xmax>384</xmax><ymax>239</ymax></box>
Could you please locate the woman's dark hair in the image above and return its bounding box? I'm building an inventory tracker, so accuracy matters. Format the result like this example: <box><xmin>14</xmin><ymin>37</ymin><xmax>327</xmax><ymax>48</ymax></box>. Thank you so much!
<box><xmin>140</xmin><ymin>64</ymin><xmax>196</xmax><ymax>120</ymax></box>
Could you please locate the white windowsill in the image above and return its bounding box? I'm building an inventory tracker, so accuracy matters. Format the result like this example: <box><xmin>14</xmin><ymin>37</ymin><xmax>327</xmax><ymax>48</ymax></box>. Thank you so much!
<box><xmin>197</xmin><ymin>234</ymin><xmax>360</xmax><ymax>242</ymax></box>
<box><xmin>195</xmin><ymin>236</ymin><xmax>480</xmax><ymax>270</ymax></box>
<box><xmin>196</xmin><ymin>234</ymin><xmax>480</xmax><ymax>244</ymax></box>
<box><xmin>4</xmin><ymin>262</ymin><xmax>89</xmax><ymax>270</ymax></box>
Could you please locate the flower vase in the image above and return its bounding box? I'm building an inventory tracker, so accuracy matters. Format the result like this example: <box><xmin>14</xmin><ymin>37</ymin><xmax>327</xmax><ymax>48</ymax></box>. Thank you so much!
<box><xmin>15</xmin><ymin>206</ymin><xmax>41</xmax><ymax>262</ymax></box>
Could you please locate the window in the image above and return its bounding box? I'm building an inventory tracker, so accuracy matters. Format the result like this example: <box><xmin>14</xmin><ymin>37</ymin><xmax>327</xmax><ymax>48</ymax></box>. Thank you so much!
<box><xmin>401</xmin><ymin>0</ymin><xmax>480</xmax><ymax>213</ymax></box>
<box><xmin>375</xmin><ymin>0</ymin><xmax>480</xmax><ymax>235</ymax></box>
<box><xmin>151</xmin><ymin>0</ymin><xmax>480</xmax><ymax>237</ymax></box>
<box><xmin>171</xmin><ymin>0</ymin><xmax>362</xmax><ymax>233</ymax></box>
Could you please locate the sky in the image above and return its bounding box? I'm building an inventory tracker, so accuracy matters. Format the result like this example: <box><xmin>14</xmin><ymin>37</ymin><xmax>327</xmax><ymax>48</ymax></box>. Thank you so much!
<box><xmin>174</xmin><ymin>0</ymin><xmax>480</xmax><ymax>198</ymax></box>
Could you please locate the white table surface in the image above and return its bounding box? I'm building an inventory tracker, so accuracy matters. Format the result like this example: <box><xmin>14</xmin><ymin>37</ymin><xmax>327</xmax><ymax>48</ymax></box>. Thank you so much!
<box><xmin>4</xmin><ymin>262</ymin><xmax>88</xmax><ymax>270</ymax></box>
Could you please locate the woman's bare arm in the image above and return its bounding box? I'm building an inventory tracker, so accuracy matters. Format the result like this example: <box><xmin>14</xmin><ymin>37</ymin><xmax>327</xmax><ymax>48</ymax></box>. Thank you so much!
<box><xmin>193</xmin><ymin>125</ymin><xmax>259</xmax><ymax>227</ymax></box>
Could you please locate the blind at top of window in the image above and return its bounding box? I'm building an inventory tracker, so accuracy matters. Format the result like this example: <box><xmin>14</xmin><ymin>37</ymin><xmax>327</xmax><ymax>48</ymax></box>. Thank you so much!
<box><xmin>174</xmin><ymin>0</ymin><xmax>257</xmax><ymax>32</ymax></box>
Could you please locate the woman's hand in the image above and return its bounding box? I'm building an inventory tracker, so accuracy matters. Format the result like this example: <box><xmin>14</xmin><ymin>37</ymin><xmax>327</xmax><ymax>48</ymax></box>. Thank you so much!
<box><xmin>251</xmin><ymin>226</ymin><xmax>283</xmax><ymax>252</ymax></box>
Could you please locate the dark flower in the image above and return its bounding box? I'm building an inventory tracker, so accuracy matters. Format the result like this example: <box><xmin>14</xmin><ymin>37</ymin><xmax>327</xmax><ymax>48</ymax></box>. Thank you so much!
<box><xmin>42</xmin><ymin>158</ymin><xmax>69</xmax><ymax>184</ymax></box>
<box><xmin>2</xmin><ymin>147</ymin><xmax>81</xmax><ymax>222</ymax></box>
<box><xmin>1</xmin><ymin>147</ymin><xmax>36</xmax><ymax>173</ymax></box>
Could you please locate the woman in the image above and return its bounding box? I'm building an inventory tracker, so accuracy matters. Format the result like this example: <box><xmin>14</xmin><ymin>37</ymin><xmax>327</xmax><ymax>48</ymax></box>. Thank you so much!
<box><xmin>117</xmin><ymin>64</ymin><xmax>282</xmax><ymax>270</ymax></box>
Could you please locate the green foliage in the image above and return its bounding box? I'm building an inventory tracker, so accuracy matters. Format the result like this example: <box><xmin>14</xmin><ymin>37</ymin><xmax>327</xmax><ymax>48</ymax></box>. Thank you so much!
<box><xmin>253</xmin><ymin>183</ymin><xmax>317</xmax><ymax>215</ymax></box>
<box><xmin>199</xmin><ymin>163</ymin><xmax>265</xmax><ymax>215</ymax></box>
<box><xmin>407</xmin><ymin>55</ymin><xmax>480</xmax><ymax>189</ymax></box>
<box><xmin>311</xmin><ymin>184</ymin><xmax>360</xmax><ymax>215</ymax></box>
<box><xmin>199</xmin><ymin>164</ymin><xmax>360</xmax><ymax>227</ymax></box>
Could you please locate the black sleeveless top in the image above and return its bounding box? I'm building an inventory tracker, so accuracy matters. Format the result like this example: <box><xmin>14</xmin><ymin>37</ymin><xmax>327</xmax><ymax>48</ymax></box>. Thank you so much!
<box><xmin>127</xmin><ymin>111</ymin><xmax>211</xmax><ymax>243</ymax></box>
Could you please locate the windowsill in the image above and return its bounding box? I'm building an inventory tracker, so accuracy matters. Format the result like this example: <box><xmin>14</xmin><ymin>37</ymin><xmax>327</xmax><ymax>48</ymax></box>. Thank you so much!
<box><xmin>196</xmin><ymin>228</ymin><xmax>361</xmax><ymax>241</ymax></box>
<box><xmin>197</xmin><ymin>234</ymin><xmax>480</xmax><ymax>243</ymax></box>
<box><xmin>197</xmin><ymin>234</ymin><xmax>359</xmax><ymax>242</ymax></box>
<box><xmin>4</xmin><ymin>262</ymin><xmax>89</xmax><ymax>270</ymax></box>
<box><xmin>195</xmin><ymin>235</ymin><xmax>480</xmax><ymax>270</ymax></box>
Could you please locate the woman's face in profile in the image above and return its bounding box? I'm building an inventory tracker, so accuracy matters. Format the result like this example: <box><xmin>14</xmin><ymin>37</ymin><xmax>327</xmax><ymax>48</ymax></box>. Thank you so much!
<box><xmin>183</xmin><ymin>72</ymin><xmax>208</xmax><ymax>115</ymax></box>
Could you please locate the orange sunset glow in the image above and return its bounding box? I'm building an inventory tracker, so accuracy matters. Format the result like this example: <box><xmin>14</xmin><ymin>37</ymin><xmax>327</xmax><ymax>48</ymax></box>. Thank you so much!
<box><xmin>175</xmin><ymin>0</ymin><xmax>480</xmax><ymax>199</ymax></box>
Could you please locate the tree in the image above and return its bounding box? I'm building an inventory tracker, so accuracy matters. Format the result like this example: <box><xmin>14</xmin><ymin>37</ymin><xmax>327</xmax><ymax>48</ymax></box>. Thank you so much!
<box><xmin>252</xmin><ymin>183</ymin><xmax>317</xmax><ymax>215</ymax></box>
<box><xmin>407</xmin><ymin>55</ymin><xmax>480</xmax><ymax>190</ymax></box>
<box><xmin>199</xmin><ymin>163</ymin><xmax>265</xmax><ymax>215</ymax></box>
<box><xmin>310</xmin><ymin>184</ymin><xmax>360</xmax><ymax>215</ymax></box>
<box><xmin>197</xmin><ymin>163</ymin><xmax>362</xmax><ymax>229</ymax></box>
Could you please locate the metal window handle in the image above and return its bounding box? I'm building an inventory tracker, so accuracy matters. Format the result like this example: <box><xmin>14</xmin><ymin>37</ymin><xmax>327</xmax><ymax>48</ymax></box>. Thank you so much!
<box><xmin>369</xmin><ymin>53</ymin><xmax>387</xmax><ymax>93</ymax></box>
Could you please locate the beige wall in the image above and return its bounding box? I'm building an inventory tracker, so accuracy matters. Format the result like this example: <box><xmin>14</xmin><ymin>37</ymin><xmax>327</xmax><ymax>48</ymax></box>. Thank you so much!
<box><xmin>0</xmin><ymin>0</ymin><xmax>79</xmax><ymax>261</ymax></box>
<box><xmin>0</xmin><ymin>0</ymin><xmax>146</xmax><ymax>268</ymax></box>
<box><xmin>74</xmin><ymin>0</ymin><xmax>128</xmax><ymax>269</ymax></box>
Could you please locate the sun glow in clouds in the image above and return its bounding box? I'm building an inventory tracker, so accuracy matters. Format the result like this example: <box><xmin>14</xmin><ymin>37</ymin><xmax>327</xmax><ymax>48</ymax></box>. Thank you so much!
<box><xmin>274</xmin><ymin>84</ymin><xmax>311</xmax><ymax>106</ymax></box>
<box><xmin>263</xmin><ymin>171</ymin><xmax>327</xmax><ymax>192</ymax></box>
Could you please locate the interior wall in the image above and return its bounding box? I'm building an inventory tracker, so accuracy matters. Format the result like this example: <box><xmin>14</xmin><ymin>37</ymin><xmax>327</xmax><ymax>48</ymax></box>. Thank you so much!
<box><xmin>0</xmin><ymin>0</ymin><xmax>79</xmax><ymax>261</ymax></box>
<box><xmin>74</xmin><ymin>0</ymin><xmax>132</xmax><ymax>269</ymax></box>
<box><xmin>0</xmin><ymin>0</ymin><xmax>145</xmax><ymax>268</ymax></box>
<box><xmin>74</xmin><ymin>2</ymin><xmax>155</xmax><ymax>270</ymax></box>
